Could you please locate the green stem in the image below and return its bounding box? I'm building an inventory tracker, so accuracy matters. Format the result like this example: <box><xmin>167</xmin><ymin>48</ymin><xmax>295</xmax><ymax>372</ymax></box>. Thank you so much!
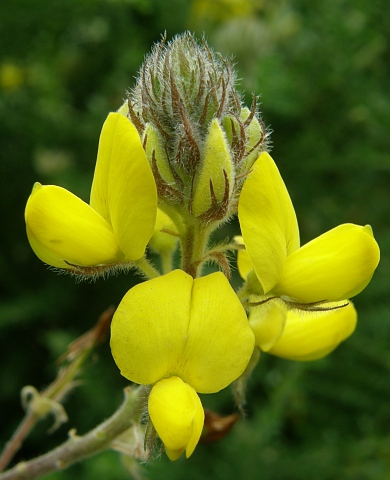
<box><xmin>45</xmin><ymin>349</ymin><xmax>90</xmax><ymax>401</ymax></box>
<box><xmin>180</xmin><ymin>220</ymin><xmax>211</xmax><ymax>278</ymax></box>
<box><xmin>160</xmin><ymin>250</ymin><xmax>174</xmax><ymax>275</ymax></box>
<box><xmin>158</xmin><ymin>203</ymin><xmax>185</xmax><ymax>238</ymax></box>
<box><xmin>133</xmin><ymin>257</ymin><xmax>160</xmax><ymax>279</ymax></box>
<box><xmin>0</xmin><ymin>386</ymin><xmax>145</xmax><ymax>480</ymax></box>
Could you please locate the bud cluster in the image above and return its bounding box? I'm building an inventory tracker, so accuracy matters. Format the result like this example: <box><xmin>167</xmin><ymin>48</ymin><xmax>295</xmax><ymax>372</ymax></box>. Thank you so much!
<box><xmin>126</xmin><ymin>33</ymin><xmax>268</xmax><ymax>222</ymax></box>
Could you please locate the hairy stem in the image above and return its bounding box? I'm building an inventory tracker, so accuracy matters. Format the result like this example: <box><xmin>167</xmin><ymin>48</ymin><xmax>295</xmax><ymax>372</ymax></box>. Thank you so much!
<box><xmin>180</xmin><ymin>220</ymin><xmax>211</xmax><ymax>278</ymax></box>
<box><xmin>0</xmin><ymin>386</ymin><xmax>145</xmax><ymax>480</ymax></box>
<box><xmin>133</xmin><ymin>257</ymin><xmax>161</xmax><ymax>279</ymax></box>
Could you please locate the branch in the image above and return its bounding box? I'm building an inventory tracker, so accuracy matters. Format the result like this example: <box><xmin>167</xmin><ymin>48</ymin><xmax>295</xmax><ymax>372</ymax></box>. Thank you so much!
<box><xmin>0</xmin><ymin>412</ymin><xmax>39</xmax><ymax>473</ymax></box>
<box><xmin>0</xmin><ymin>386</ymin><xmax>145</xmax><ymax>480</ymax></box>
<box><xmin>0</xmin><ymin>307</ymin><xmax>114</xmax><ymax>472</ymax></box>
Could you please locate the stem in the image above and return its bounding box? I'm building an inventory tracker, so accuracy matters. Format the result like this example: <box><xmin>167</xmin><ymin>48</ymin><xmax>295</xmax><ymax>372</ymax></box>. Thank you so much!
<box><xmin>45</xmin><ymin>349</ymin><xmax>90</xmax><ymax>402</ymax></box>
<box><xmin>0</xmin><ymin>413</ymin><xmax>38</xmax><ymax>473</ymax></box>
<box><xmin>0</xmin><ymin>333</ymin><xmax>105</xmax><ymax>472</ymax></box>
<box><xmin>157</xmin><ymin>203</ymin><xmax>185</xmax><ymax>238</ymax></box>
<box><xmin>180</xmin><ymin>221</ymin><xmax>211</xmax><ymax>278</ymax></box>
<box><xmin>133</xmin><ymin>257</ymin><xmax>160</xmax><ymax>279</ymax></box>
<box><xmin>0</xmin><ymin>386</ymin><xmax>145</xmax><ymax>480</ymax></box>
<box><xmin>160</xmin><ymin>250</ymin><xmax>174</xmax><ymax>275</ymax></box>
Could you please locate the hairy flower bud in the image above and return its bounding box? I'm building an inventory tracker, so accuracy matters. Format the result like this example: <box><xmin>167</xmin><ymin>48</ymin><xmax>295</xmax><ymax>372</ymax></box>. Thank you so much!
<box><xmin>124</xmin><ymin>32</ymin><xmax>268</xmax><ymax>223</ymax></box>
<box><xmin>191</xmin><ymin>119</ymin><xmax>234</xmax><ymax>219</ymax></box>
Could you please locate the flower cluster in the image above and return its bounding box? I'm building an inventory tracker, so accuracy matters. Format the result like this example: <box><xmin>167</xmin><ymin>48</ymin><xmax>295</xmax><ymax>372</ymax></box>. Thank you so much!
<box><xmin>25</xmin><ymin>33</ymin><xmax>380</xmax><ymax>461</ymax></box>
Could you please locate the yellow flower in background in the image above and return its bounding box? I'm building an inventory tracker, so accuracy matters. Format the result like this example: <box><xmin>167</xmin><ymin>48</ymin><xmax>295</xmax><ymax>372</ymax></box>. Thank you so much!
<box><xmin>25</xmin><ymin>113</ymin><xmax>157</xmax><ymax>272</ymax></box>
<box><xmin>238</xmin><ymin>152</ymin><xmax>380</xmax><ymax>304</ymax></box>
<box><xmin>0</xmin><ymin>62</ymin><xmax>24</xmax><ymax>90</ymax></box>
<box><xmin>110</xmin><ymin>269</ymin><xmax>255</xmax><ymax>459</ymax></box>
<box><xmin>191</xmin><ymin>0</ymin><xmax>257</xmax><ymax>23</ymax></box>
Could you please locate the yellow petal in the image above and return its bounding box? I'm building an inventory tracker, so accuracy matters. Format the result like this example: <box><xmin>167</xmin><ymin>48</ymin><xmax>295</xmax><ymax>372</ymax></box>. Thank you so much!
<box><xmin>274</xmin><ymin>224</ymin><xmax>380</xmax><ymax>303</ymax></box>
<box><xmin>89</xmin><ymin>115</ymin><xmax>113</xmax><ymax>222</ymax></box>
<box><xmin>148</xmin><ymin>377</ymin><xmax>204</xmax><ymax>460</ymax></box>
<box><xmin>110</xmin><ymin>270</ymin><xmax>255</xmax><ymax>393</ymax></box>
<box><xmin>234</xmin><ymin>235</ymin><xmax>253</xmax><ymax>279</ymax></box>
<box><xmin>267</xmin><ymin>302</ymin><xmax>357</xmax><ymax>361</ymax></box>
<box><xmin>110</xmin><ymin>270</ymin><xmax>192</xmax><ymax>386</ymax></box>
<box><xmin>90</xmin><ymin>113</ymin><xmax>157</xmax><ymax>261</ymax></box>
<box><xmin>249</xmin><ymin>299</ymin><xmax>287</xmax><ymax>351</ymax></box>
<box><xmin>25</xmin><ymin>183</ymin><xmax>124</xmax><ymax>269</ymax></box>
<box><xmin>238</xmin><ymin>152</ymin><xmax>300</xmax><ymax>294</ymax></box>
<box><xmin>179</xmin><ymin>272</ymin><xmax>255</xmax><ymax>393</ymax></box>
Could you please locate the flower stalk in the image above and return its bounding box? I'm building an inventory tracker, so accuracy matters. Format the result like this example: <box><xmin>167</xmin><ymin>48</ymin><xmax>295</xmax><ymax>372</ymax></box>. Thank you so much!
<box><xmin>0</xmin><ymin>308</ymin><xmax>114</xmax><ymax>473</ymax></box>
<box><xmin>0</xmin><ymin>386</ymin><xmax>145</xmax><ymax>480</ymax></box>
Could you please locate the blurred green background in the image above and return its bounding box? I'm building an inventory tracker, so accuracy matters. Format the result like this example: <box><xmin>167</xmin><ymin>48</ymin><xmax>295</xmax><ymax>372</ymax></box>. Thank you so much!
<box><xmin>1</xmin><ymin>0</ymin><xmax>390</xmax><ymax>478</ymax></box>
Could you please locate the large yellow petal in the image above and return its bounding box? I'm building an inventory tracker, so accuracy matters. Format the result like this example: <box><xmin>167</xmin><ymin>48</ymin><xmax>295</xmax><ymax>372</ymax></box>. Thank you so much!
<box><xmin>179</xmin><ymin>272</ymin><xmax>255</xmax><ymax>394</ymax></box>
<box><xmin>273</xmin><ymin>224</ymin><xmax>380</xmax><ymax>303</ymax></box>
<box><xmin>148</xmin><ymin>377</ymin><xmax>204</xmax><ymax>460</ymax></box>
<box><xmin>25</xmin><ymin>183</ymin><xmax>124</xmax><ymax>269</ymax></box>
<box><xmin>110</xmin><ymin>270</ymin><xmax>255</xmax><ymax>393</ymax></box>
<box><xmin>238</xmin><ymin>152</ymin><xmax>300</xmax><ymax>294</ymax></box>
<box><xmin>267</xmin><ymin>302</ymin><xmax>357</xmax><ymax>361</ymax></box>
<box><xmin>110</xmin><ymin>270</ymin><xmax>192</xmax><ymax>385</ymax></box>
<box><xmin>90</xmin><ymin>113</ymin><xmax>157</xmax><ymax>261</ymax></box>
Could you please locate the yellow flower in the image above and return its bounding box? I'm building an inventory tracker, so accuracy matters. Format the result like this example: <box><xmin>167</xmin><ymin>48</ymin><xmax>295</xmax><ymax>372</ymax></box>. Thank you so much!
<box><xmin>191</xmin><ymin>0</ymin><xmax>256</xmax><ymax>23</ymax></box>
<box><xmin>0</xmin><ymin>62</ymin><xmax>24</xmax><ymax>90</ymax></box>
<box><xmin>110</xmin><ymin>269</ymin><xmax>255</xmax><ymax>459</ymax></box>
<box><xmin>249</xmin><ymin>297</ymin><xmax>357</xmax><ymax>361</ymax></box>
<box><xmin>237</xmin><ymin>152</ymin><xmax>380</xmax><ymax>303</ymax></box>
<box><xmin>25</xmin><ymin>113</ymin><xmax>157</xmax><ymax>272</ymax></box>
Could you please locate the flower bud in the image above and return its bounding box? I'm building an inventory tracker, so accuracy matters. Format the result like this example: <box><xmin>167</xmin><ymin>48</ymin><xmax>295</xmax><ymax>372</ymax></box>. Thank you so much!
<box><xmin>238</xmin><ymin>107</ymin><xmax>265</xmax><ymax>174</ymax></box>
<box><xmin>142</xmin><ymin>124</ymin><xmax>183</xmax><ymax>202</ymax></box>
<box><xmin>125</xmin><ymin>32</ymin><xmax>268</xmax><ymax>222</ymax></box>
<box><xmin>191</xmin><ymin>119</ymin><xmax>234</xmax><ymax>219</ymax></box>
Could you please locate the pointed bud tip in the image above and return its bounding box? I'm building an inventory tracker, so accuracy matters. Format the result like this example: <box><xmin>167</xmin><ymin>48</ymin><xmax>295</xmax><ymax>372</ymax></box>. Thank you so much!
<box><xmin>31</xmin><ymin>182</ymin><xmax>43</xmax><ymax>193</ymax></box>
